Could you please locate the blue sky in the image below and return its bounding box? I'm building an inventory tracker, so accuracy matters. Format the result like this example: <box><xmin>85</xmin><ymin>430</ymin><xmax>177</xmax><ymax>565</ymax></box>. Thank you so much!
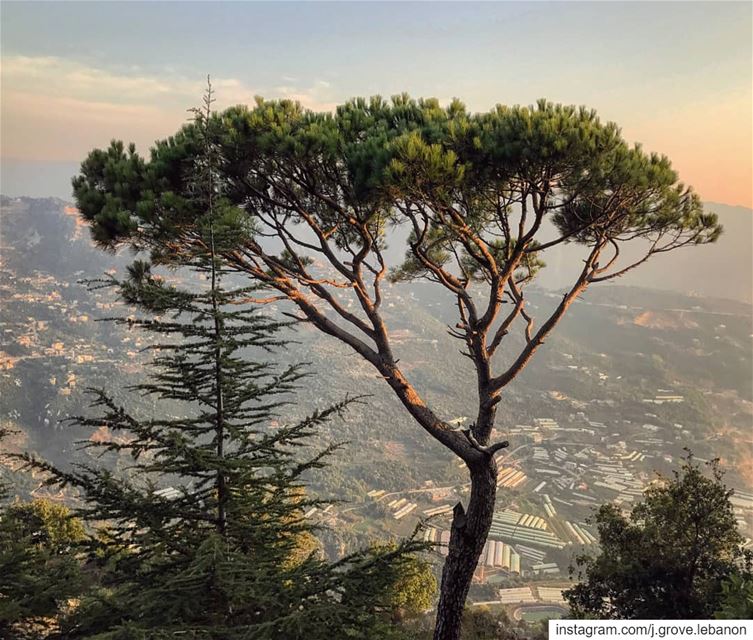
<box><xmin>2</xmin><ymin>1</ymin><xmax>751</xmax><ymax>205</ymax></box>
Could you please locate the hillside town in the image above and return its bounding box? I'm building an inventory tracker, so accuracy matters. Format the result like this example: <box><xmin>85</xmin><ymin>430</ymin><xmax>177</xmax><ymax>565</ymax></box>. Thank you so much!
<box><xmin>2</xmin><ymin>197</ymin><xmax>752</xmax><ymax>622</ymax></box>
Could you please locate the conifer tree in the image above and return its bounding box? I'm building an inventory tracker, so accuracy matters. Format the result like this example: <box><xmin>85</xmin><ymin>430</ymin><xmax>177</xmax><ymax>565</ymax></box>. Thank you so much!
<box><xmin>25</xmin><ymin>82</ymin><xmax>424</xmax><ymax>640</ymax></box>
<box><xmin>0</xmin><ymin>490</ymin><xmax>86</xmax><ymax>639</ymax></box>
<box><xmin>73</xmin><ymin>94</ymin><xmax>723</xmax><ymax>640</ymax></box>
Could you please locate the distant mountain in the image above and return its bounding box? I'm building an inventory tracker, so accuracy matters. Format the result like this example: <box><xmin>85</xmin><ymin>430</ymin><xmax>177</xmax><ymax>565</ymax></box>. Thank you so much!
<box><xmin>3</xmin><ymin>194</ymin><xmax>749</xmax><ymax>302</ymax></box>
<box><xmin>0</xmin><ymin>195</ymin><xmax>130</xmax><ymax>277</ymax></box>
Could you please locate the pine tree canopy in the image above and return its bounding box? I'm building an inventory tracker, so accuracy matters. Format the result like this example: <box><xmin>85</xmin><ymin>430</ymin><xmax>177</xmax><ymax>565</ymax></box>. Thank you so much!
<box><xmin>0</xmin><ymin>498</ymin><xmax>86</xmax><ymax>639</ymax></box>
<box><xmin>73</xmin><ymin>96</ymin><xmax>721</xmax><ymax>279</ymax></box>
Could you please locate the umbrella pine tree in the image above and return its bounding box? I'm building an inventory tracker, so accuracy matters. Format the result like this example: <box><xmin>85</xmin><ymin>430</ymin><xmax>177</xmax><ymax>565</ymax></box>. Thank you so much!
<box><xmin>72</xmin><ymin>92</ymin><xmax>723</xmax><ymax>640</ymax></box>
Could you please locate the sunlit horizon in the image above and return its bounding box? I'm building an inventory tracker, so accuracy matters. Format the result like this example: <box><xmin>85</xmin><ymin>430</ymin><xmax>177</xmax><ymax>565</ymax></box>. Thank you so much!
<box><xmin>2</xmin><ymin>1</ymin><xmax>752</xmax><ymax>208</ymax></box>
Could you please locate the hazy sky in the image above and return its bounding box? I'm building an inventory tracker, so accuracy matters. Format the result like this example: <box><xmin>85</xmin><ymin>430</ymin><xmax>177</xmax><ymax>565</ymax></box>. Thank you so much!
<box><xmin>2</xmin><ymin>1</ymin><xmax>751</xmax><ymax>207</ymax></box>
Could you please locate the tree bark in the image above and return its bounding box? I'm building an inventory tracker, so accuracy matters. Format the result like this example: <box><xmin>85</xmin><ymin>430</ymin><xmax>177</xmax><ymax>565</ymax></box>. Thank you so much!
<box><xmin>433</xmin><ymin>455</ymin><xmax>498</xmax><ymax>640</ymax></box>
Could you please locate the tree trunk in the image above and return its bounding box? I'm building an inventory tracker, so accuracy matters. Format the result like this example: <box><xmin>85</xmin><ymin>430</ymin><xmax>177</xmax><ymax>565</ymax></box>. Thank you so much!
<box><xmin>433</xmin><ymin>456</ymin><xmax>498</xmax><ymax>640</ymax></box>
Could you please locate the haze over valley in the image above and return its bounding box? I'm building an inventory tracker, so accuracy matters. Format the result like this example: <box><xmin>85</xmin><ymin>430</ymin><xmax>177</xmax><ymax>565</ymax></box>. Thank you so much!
<box><xmin>2</xmin><ymin>196</ymin><xmax>751</xmax><ymax>598</ymax></box>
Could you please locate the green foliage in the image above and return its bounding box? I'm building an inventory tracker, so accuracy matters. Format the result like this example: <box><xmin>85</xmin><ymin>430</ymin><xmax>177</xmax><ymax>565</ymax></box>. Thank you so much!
<box><xmin>460</xmin><ymin>607</ymin><xmax>548</xmax><ymax>640</ymax></box>
<box><xmin>565</xmin><ymin>455</ymin><xmax>750</xmax><ymax>619</ymax></box>
<box><xmin>72</xmin><ymin>95</ymin><xmax>721</xmax><ymax>286</ymax></box>
<box><xmin>0</xmin><ymin>499</ymin><xmax>86</xmax><ymax>639</ymax></box>
<box><xmin>714</xmin><ymin>574</ymin><xmax>753</xmax><ymax>619</ymax></box>
<box><xmin>375</xmin><ymin>543</ymin><xmax>437</xmax><ymax>621</ymax></box>
<box><xmin>405</xmin><ymin>606</ymin><xmax>547</xmax><ymax>640</ymax></box>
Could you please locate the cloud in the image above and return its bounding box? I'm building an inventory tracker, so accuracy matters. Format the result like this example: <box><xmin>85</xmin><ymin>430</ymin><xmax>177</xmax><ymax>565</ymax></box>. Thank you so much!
<box><xmin>1</xmin><ymin>56</ymin><xmax>204</xmax><ymax>106</ymax></box>
<box><xmin>1</xmin><ymin>55</ymin><xmax>339</xmax><ymax>162</ymax></box>
<box><xmin>271</xmin><ymin>80</ymin><xmax>338</xmax><ymax>111</ymax></box>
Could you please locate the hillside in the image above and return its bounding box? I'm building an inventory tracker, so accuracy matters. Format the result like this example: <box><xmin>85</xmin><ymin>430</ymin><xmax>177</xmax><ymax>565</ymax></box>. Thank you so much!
<box><xmin>1</xmin><ymin>197</ymin><xmax>752</xmax><ymax>555</ymax></box>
